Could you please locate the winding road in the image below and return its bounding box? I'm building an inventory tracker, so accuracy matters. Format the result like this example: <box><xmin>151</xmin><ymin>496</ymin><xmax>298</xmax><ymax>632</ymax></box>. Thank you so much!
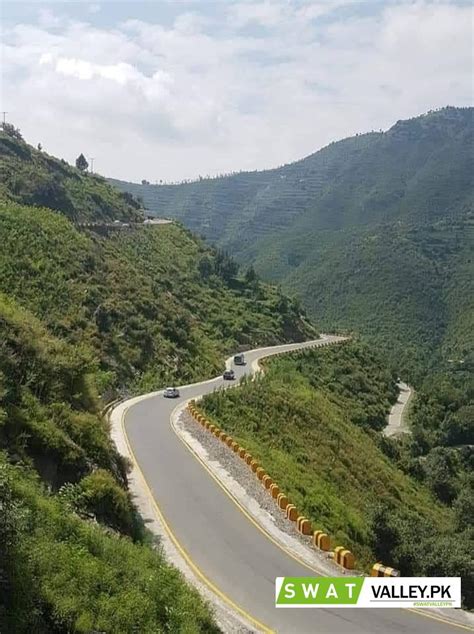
<box><xmin>115</xmin><ymin>336</ymin><xmax>466</xmax><ymax>634</ymax></box>
<box><xmin>385</xmin><ymin>381</ymin><xmax>413</xmax><ymax>437</ymax></box>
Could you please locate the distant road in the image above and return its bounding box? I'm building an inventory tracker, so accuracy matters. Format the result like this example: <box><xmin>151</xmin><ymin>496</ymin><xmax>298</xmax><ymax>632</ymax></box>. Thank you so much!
<box><xmin>385</xmin><ymin>381</ymin><xmax>413</xmax><ymax>437</ymax></box>
<box><xmin>76</xmin><ymin>218</ymin><xmax>172</xmax><ymax>228</ymax></box>
<box><xmin>120</xmin><ymin>337</ymin><xmax>463</xmax><ymax>634</ymax></box>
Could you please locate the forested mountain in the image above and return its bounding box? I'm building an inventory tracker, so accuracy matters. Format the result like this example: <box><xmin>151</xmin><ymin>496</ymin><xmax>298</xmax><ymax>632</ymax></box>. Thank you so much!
<box><xmin>0</xmin><ymin>127</ymin><xmax>314</xmax><ymax>632</ymax></box>
<box><xmin>112</xmin><ymin>107</ymin><xmax>474</xmax><ymax>378</ymax></box>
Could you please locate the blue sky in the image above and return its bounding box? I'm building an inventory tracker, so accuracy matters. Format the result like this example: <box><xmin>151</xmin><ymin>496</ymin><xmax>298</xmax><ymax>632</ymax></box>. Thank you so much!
<box><xmin>1</xmin><ymin>1</ymin><xmax>472</xmax><ymax>181</ymax></box>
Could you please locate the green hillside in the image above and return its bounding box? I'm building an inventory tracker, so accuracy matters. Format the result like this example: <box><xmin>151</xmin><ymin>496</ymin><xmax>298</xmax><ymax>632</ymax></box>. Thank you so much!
<box><xmin>112</xmin><ymin>107</ymin><xmax>474</xmax><ymax>377</ymax></box>
<box><xmin>200</xmin><ymin>343</ymin><xmax>473</xmax><ymax>607</ymax></box>
<box><xmin>0</xmin><ymin>203</ymin><xmax>312</xmax><ymax>397</ymax></box>
<box><xmin>0</xmin><ymin>127</ymin><xmax>143</xmax><ymax>222</ymax></box>
<box><xmin>272</xmin><ymin>217</ymin><xmax>474</xmax><ymax>381</ymax></box>
<box><xmin>0</xmin><ymin>129</ymin><xmax>315</xmax><ymax>632</ymax></box>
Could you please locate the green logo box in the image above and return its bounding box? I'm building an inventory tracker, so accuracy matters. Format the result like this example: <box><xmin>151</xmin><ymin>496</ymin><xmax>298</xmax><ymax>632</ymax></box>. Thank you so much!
<box><xmin>276</xmin><ymin>577</ymin><xmax>363</xmax><ymax>606</ymax></box>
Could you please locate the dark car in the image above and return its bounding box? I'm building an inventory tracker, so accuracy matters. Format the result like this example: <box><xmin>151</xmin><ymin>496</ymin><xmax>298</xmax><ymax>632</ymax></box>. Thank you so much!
<box><xmin>223</xmin><ymin>369</ymin><xmax>235</xmax><ymax>380</ymax></box>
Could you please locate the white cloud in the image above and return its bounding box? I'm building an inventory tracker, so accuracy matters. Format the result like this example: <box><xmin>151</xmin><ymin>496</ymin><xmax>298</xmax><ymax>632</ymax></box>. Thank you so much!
<box><xmin>1</xmin><ymin>1</ymin><xmax>472</xmax><ymax>182</ymax></box>
<box><xmin>229</xmin><ymin>1</ymin><xmax>287</xmax><ymax>28</ymax></box>
<box><xmin>39</xmin><ymin>53</ymin><xmax>159</xmax><ymax>88</ymax></box>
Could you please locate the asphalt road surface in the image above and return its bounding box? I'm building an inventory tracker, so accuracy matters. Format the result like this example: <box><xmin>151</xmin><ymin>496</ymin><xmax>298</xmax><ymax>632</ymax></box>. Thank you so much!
<box><xmin>124</xmin><ymin>336</ymin><xmax>463</xmax><ymax>634</ymax></box>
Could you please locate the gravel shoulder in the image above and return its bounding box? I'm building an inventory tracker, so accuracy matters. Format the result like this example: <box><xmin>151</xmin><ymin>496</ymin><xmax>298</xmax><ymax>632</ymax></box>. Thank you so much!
<box><xmin>175</xmin><ymin>404</ymin><xmax>346</xmax><ymax>578</ymax></box>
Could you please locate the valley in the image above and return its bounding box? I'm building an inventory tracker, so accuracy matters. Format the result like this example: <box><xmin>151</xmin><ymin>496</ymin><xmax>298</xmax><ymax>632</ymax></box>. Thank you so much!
<box><xmin>1</xmin><ymin>109</ymin><xmax>472</xmax><ymax>632</ymax></box>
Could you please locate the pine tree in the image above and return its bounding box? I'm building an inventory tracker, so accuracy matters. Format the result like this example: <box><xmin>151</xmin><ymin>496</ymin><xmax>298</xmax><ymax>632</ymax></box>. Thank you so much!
<box><xmin>75</xmin><ymin>153</ymin><xmax>88</xmax><ymax>172</ymax></box>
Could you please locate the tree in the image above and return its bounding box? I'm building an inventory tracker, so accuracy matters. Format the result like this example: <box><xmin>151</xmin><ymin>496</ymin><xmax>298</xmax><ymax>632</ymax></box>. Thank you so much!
<box><xmin>75</xmin><ymin>153</ymin><xmax>88</xmax><ymax>172</ymax></box>
<box><xmin>198</xmin><ymin>256</ymin><xmax>214</xmax><ymax>279</ymax></box>
<box><xmin>37</xmin><ymin>143</ymin><xmax>42</xmax><ymax>152</ymax></box>
<box><xmin>1</xmin><ymin>122</ymin><xmax>23</xmax><ymax>140</ymax></box>
<box><xmin>244</xmin><ymin>265</ymin><xmax>258</xmax><ymax>284</ymax></box>
<box><xmin>214</xmin><ymin>250</ymin><xmax>238</xmax><ymax>282</ymax></box>
<box><xmin>424</xmin><ymin>447</ymin><xmax>459</xmax><ymax>503</ymax></box>
<box><xmin>453</xmin><ymin>476</ymin><xmax>474</xmax><ymax>531</ymax></box>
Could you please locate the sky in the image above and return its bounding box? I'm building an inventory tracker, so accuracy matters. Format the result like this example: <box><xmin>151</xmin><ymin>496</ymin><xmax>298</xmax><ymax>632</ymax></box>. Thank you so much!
<box><xmin>1</xmin><ymin>1</ymin><xmax>472</xmax><ymax>182</ymax></box>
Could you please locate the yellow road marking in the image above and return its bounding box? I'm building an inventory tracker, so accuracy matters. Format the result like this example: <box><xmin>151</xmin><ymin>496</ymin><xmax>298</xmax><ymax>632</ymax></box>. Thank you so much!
<box><xmin>171</xmin><ymin>402</ymin><xmax>468</xmax><ymax>631</ymax></box>
<box><xmin>170</xmin><ymin>401</ymin><xmax>326</xmax><ymax>575</ymax></box>
<box><xmin>121</xmin><ymin>406</ymin><xmax>274</xmax><ymax>634</ymax></box>
<box><xmin>407</xmin><ymin>608</ymin><xmax>473</xmax><ymax>631</ymax></box>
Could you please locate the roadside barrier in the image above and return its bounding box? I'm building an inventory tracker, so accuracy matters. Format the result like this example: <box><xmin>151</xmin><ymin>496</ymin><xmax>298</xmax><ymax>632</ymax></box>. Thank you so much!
<box><xmin>277</xmin><ymin>493</ymin><xmax>288</xmax><ymax>510</ymax></box>
<box><xmin>269</xmin><ymin>483</ymin><xmax>280</xmax><ymax>499</ymax></box>
<box><xmin>313</xmin><ymin>530</ymin><xmax>330</xmax><ymax>551</ymax></box>
<box><xmin>296</xmin><ymin>516</ymin><xmax>312</xmax><ymax>535</ymax></box>
<box><xmin>334</xmin><ymin>546</ymin><xmax>355</xmax><ymax>570</ymax></box>
<box><xmin>371</xmin><ymin>563</ymin><xmax>400</xmax><ymax>577</ymax></box>
<box><xmin>286</xmin><ymin>504</ymin><xmax>298</xmax><ymax>521</ymax></box>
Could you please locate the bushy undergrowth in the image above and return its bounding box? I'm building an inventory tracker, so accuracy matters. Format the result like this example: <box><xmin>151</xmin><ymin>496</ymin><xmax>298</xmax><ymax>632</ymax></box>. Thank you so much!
<box><xmin>0</xmin><ymin>456</ymin><xmax>219</xmax><ymax>633</ymax></box>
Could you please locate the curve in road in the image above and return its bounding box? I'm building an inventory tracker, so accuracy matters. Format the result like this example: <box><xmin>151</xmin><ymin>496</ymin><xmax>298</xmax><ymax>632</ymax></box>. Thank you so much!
<box><xmin>119</xmin><ymin>336</ymin><xmax>466</xmax><ymax>634</ymax></box>
<box><xmin>385</xmin><ymin>381</ymin><xmax>413</xmax><ymax>437</ymax></box>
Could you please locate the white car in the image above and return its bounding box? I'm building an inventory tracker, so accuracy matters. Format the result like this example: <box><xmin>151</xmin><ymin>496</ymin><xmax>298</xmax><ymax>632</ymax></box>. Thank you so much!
<box><xmin>163</xmin><ymin>386</ymin><xmax>180</xmax><ymax>398</ymax></box>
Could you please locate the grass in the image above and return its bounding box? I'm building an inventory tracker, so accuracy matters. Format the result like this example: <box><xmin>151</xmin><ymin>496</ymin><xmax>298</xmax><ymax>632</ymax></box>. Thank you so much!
<box><xmin>200</xmin><ymin>343</ymin><xmax>454</xmax><ymax>569</ymax></box>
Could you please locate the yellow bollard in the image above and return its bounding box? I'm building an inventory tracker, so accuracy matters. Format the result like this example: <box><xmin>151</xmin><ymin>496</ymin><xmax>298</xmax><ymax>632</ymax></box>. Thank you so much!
<box><xmin>270</xmin><ymin>484</ymin><xmax>280</xmax><ymax>499</ymax></box>
<box><xmin>371</xmin><ymin>563</ymin><xmax>400</xmax><ymax>577</ymax></box>
<box><xmin>334</xmin><ymin>546</ymin><xmax>345</xmax><ymax>566</ymax></box>
<box><xmin>286</xmin><ymin>504</ymin><xmax>298</xmax><ymax>521</ymax></box>
<box><xmin>297</xmin><ymin>517</ymin><xmax>312</xmax><ymax>535</ymax></box>
<box><xmin>341</xmin><ymin>550</ymin><xmax>355</xmax><ymax>570</ymax></box>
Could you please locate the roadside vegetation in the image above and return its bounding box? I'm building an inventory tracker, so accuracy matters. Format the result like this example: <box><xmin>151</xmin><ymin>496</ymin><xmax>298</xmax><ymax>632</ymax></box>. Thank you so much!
<box><xmin>0</xmin><ymin>127</ymin><xmax>314</xmax><ymax>631</ymax></box>
<box><xmin>200</xmin><ymin>343</ymin><xmax>473</xmax><ymax>607</ymax></box>
<box><xmin>0</xmin><ymin>455</ymin><xmax>220</xmax><ymax>633</ymax></box>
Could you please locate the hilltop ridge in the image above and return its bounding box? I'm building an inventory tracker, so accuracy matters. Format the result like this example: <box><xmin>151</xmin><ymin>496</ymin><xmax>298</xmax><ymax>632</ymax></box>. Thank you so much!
<box><xmin>0</xmin><ymin>128</ymin><xmax>144</xmax><ymax>222</ymax></box>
